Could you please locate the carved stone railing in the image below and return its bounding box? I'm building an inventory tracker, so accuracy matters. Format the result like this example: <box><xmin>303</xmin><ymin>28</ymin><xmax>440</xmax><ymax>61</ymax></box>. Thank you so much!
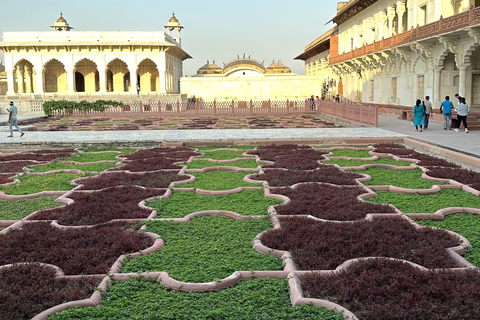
<box><xmin>330</xmin><ymin>6</ymin><xmax>480</xmax><ymax>65</ymax></box>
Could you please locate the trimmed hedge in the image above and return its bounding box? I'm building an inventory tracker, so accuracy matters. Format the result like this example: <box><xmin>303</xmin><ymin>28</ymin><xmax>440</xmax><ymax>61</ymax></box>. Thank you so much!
<box><xmin>42</xmin><ymin>100</ymin><xmax>123</xmax><ymax>117</ymax></box>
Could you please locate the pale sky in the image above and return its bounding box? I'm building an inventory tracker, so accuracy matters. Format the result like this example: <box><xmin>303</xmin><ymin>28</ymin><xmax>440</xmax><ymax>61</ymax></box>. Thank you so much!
<box><xmin>0</xmin><ymin>0</ymin><xmax>338</xmax><ymax>76</ymax></box>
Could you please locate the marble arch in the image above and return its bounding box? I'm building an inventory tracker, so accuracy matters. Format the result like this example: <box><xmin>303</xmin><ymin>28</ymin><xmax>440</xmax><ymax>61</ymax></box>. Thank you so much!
<box><xmin>137</xmin><ymin>59</ymin><xmax>158</xmax><ymax>92</ymax></box>
<box><xmin>74</xmin><ymin>58</ymin><xmax>99</xmax><ymax>93</ymax></box>
<box><xmin>107</xmin><ymin>59</ymin><xmax>129</xmax><ymax>93</ymax></box>
<box><xmin>13</xmin><ymin>59</ymin><xmax>35</xmax><ymax>94</ymax></box>
<box><xmin>44</xmin><ymin>59</ymin><xmax>67</xmax><ymax>93</ymax></box>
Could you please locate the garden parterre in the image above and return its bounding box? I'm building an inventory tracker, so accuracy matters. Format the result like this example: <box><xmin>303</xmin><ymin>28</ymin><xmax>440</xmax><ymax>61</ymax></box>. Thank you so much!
<box><xmin>0</xmin><ymin>143</ymin><xmax>480</xmax><ymax>319</ymax></box>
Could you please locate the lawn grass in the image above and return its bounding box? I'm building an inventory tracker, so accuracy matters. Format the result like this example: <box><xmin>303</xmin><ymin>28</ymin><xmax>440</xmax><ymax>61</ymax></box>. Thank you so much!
<box><xmin>28</xmin><ymin>162</ymin><xmax>119</xmax><ymax>173</ymax></box>
<box><xmin>325</xmin><ymin>158</ymin><xmax>413</xmax><ymax>167</ymax></box>
<box><xmin>121</xmin><ymin>216</ymin><xmax>283</xmax><ymax>282</ymax></box>
<box><xmin>49</xmin><ymin>278</ymin><xmax>343</xmax><ymax>320</ymax></box>
<box><xmin>186</xmin><ymin>160</ymin><xmax>265</xmax><ymax>169</ymax></box>
<box><xmin>365</xmin><ymin>189</ymin><xmax>480</xmax><ymax>213</ymax></box>
<box><xmin>0</xmin><ymin>195</ymin><xmax>63</xmax><ymax>220</ymax></box>
<box><xmin>146</xmin><ymin>189</ymin><xmax>283</xmax><ymax>218</ymax></box>
<box><xmin>329</xmin><ymin>149</ymin><xmax>372</xmax><ymax>158</ymax></box>
<box><xmin>0</xmin><ymin>172</ymin><xmax>84</xmax><ymax>195</ymax></box>
<box><xmin>199</xmin><ymin>150</ymin><xmax>254</xmax><ymax>160</ymax></box>
<box><xmin>355</xmin><ymin>167</ymin><xmax>448</xmax><ymax>189</ymax></box>
<box><xmin>416</xmin><ymin>213</ymin><xmax>480</xmax><ymax>267</ymax></box>
<box><xmin>179</xmin><ymin>171</ymin><xmax>261</xmax><ymax>190</ymax></box>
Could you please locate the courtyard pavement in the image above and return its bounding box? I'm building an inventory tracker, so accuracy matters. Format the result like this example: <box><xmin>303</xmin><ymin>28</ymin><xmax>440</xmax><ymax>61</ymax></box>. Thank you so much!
<box><xmin>0</xmin><ymin>113</ymin><xmax>478</xmax><ymax>158</ymax></box>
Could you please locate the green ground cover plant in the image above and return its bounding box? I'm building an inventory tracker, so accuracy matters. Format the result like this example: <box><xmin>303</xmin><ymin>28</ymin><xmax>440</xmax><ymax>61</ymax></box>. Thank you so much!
<box><xmin>329</xmin><ymin>149</ymin><xmax>371</xmax><ymax>158</ymax></box>
<box><xmin>146</xmin><ymin>189</ymin><xmax>283</xmax><ymax>218</ymax></box>
<box><xmin>29</xmin><ymin>162</ymin><xmax>118</xmax><ymax>173</ymax></box>
<box><xmin>324</xmin><ymin>158</ymin><xmax>412</xmax><ymax>167</ymax></box>
<box><xmin>186</xmin><ymin>159</ymin><xmax>265</xmax><ymax>169</ymax></box>
<box><xmin>121</xmin><ymin>216</ymin><xmax>283</xmax><ymax>282</ymax></box>
<box><xmin>199</xmin><ymin>150</ymin><xmax>253</xmax><ymax>160</ymax></box>
<box><xmin>355</xmin><ymin>167</ymin><xmax>448</xmax><ymax>189</ymax></box>
<box><xmin>417</xmin><ymin>213</ymin><xmax>480</xmax><ymax>267</ymax></box>
<box><xmin>49</xmin><ymin>278</ymin><xmax>343</xmax><ymax>320</ymax></box>
<box><xmin>0</xmin><ymin>195</ymin><xmax>63</xmax><ymax>220</ymax></box>
<box><xmin>0</xmin><ymin>172</ymin><xmax>85</xmax><ymax>195</ymax></box>
<box><xmin>179</xmin><ymin>171</ymin><xmax>261</xmax><ymax>190</ymax></box>
<box><xmin>365</xmin><ymin>189</ymin><xmax>480</xmax><ymax>213</ymax></box>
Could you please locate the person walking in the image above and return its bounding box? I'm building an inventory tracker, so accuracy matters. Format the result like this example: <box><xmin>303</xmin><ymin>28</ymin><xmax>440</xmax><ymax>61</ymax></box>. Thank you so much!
<box><xmin>423</xmin><ymin>96</ymin><xmax>433</xmax><ymax>129</ymax></box>
<box><xmin>315</xmin><ymin>96</ymin><xmax>320</xmax><ymax>111</ymax></box>
<box><xmin>440</xmin><ymin>96</ymin><xmax>453</xmax><ymax>130</ymax></box>
<box><xmin>454</xmin><ymin>97</ymin><xmax>469</xmax><ymax>133</ymax></box>
<box><xmin>413</xmin><ymin>99</ymin><xmax>425</xmax><ymax>132</ymax></box>
<box><xmin>7</xmin><ymin>100</ymin><xmax>24</xmax><ymax>138</ymax></box>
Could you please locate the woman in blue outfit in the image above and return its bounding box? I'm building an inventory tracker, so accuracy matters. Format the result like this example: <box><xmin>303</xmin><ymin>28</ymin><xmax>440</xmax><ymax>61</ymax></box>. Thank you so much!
<box><xmin>413</xmin><ymin>99</ymin><xmax>425</xmax><ymax>132</ymax></box>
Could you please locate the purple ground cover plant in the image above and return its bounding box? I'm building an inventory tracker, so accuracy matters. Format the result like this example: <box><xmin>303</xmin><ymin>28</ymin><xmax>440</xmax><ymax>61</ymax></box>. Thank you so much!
<box><xmin>426</xmin><ymin>167</ymin><xmax>480</xmax><ymax>189</ymax></box>
<box><xmin>301</xmin><ymin>258</ymin><xmax>480</xmax><ymax>320</ymax></box>
<box><xmin>250</xmin><ymin>166</ymin><xmax>363</xmax><ymax>186</ymax></box>
<box><xmin>0</xmin><ymin>174</ymin><xmax>15</xmax><ymax>184</ymax></box>
<box><xmin>0</xmin><ymin>263</ymin><xmax>99</xmax><ymax>320</ymax></box>
<box><xmin>121</xmin><ymin>147</ymin><xmax>200</xmax><ymax>161</ymax></box>
<box><xmin>0</xmin><ymin>222</ymin><xmax>153</xmax><ymax>274</ymax></box>
<box><xmin>261</xmin><ymin>216</ymin><xmax>460</xmax><ymax>269</ymax></box>
<box><xmin>113</xmin><ymin>157</ymin><xmax>183</xmax><ymax>172</ymax></box>
<box><xmin>0</xmin><ymin>161</ymin><xmax>41</xmax><ymax>173</ymax></box>
<box><xmin>374</xmin><ymin>144</ymin><xmax>458</xmax><ymax>168</ymax></box>
<box><xmin>0</xmin><ymin>151</ymin><xmax>74</xmax><ymax>162</ymax></box>
<box><xmin>76</xmin><ymin>171</ymin><xmax>188</xmax><ymax>190</ymax></box>
<box><xmin>247</xmin><ymin>145</ymin><xmax>328</xmax><ymax>170</ymax></box>
<box><xmin>271</xmin><ymin>184</ymin><xmax>395</xmax><ymax>220</ymax></box>
<box><xmin>28</xmin><ymin>186</ymin><xmax>163</xmax><ymax>225</ymax></box>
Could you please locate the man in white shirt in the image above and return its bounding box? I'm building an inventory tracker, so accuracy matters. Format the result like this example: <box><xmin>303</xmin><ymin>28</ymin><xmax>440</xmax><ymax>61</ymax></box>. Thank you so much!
<box><xmin>7</xmin><ymin>100</ymin><xmax>24</xmax><ymax>137</ymax></box>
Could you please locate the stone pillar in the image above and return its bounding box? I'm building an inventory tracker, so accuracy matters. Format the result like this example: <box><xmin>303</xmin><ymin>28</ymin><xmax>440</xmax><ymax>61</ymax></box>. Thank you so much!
<box><xmin>458</xmin><ymin>65</ymin><xmax>467</xmax><ymax>98</ymax></box>
<box><xmin>98</xmin><ymin>69</ymin><xmax>107</xmax><ymax>93</ymax></box>
<box><xmin>24</xmin><ymin>65</ymin><xmax>32</xmax><ymax>93</ymax></box>
<box><xmin>387</xmin><ymin>6</ymin><xmax>395</xmax><ymax>37</ymax></box>
<box><xmin>397</xmin><ymin>2</ymin><xmax>406</xmax><ymax>34</ymax></box>
<box><xmin>6</xmin><ymin>69</ymin><xmax>15</xmax><ymax>95</ymax></box>
<box><xmin>66</xmin><ymin>69</ymin><xmax>75</xmax><ymax>93</ymax></box>
<box><xmin>158</xmin><ymin>51</ymin><xmax>167</xmax><ymax>94</ymax></box>
<box><xmin>16</xmin><ymin>65</ymin><xmax>24</xmax><ymax>94</ymax></box>
<box><xmin>433</xmin><ymin>67</ymin><xmax>442</xmax><ymax>109</ymax></box>
<box><xmin>129</xmin><ymin>67</ymin><xmax>138</xmax><ymax>94</ymax></box>
<box><xmin>35</xmin><ymin>65</ymin><xmax>44</xmax><ymax>94</ymax></box>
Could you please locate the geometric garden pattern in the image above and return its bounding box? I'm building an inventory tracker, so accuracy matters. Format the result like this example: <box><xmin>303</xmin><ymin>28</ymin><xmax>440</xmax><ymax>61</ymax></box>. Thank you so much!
<box><xmin>1</xmin><ymin>143</ymin><xmax>480</xmax><ymax>319</ymax></box>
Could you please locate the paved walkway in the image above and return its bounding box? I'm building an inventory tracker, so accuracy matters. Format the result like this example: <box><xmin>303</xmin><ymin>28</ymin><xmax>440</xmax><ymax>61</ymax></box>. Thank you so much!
<box><xmin>0</xmin><ymin>113</ymin><xmax>479</xmax><ymax>158</ymax></box>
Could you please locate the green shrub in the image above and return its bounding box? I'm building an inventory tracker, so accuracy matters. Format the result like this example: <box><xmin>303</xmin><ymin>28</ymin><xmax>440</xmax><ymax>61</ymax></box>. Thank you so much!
<box><xmin>42</xmin><ymin>100</ymin><xmax>123</xmax><ymax>117</ymax></box>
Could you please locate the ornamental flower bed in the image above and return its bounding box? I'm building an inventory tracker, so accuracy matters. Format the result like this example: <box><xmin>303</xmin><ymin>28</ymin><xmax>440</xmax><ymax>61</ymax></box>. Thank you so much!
<box><xmin>0</xmin><ymin>263</ymin><xmax>100</xmax><ymax>320</ymax></box>
<box><xmin>0</xmin><ymin>150</ymin><xmax>74</xmax><ymax>162</ymax></box>
<box><xmin>300</xmin><ymin>258</ymin><xmax>480</xmax><ymax>320</ymax></box>
<box><xmin>261</xmin><ymin>216</ymin><xmax>460</xmax><ymax>270</ymax></box>
<box><xmin>425</xmin><ymin>167</ymin><xmax>480</xmax><ymax>191</ymax></box>
<box><xmin>0</xmin><ymin>161</ymin><xmax>41</xmax><ymax>174</ymax></box>
<box><xmin>75</xmin><ymin>171</ymin><xmax>188</xmax><ymax>190</ymax></box>
<box><xmin>1</xmin><ymin>143</ymin><xmax>479</xmax><ymax>319</ymax></box>
<box><xmin>28</xmin><ymin>186</ymin><xmax>164</xmax><ymax>226</ymax></box>
<box><xmin>249</xmin><ymin>166</ymin><xmax>363</xmax><ymax>186</ymax></box>
<box><xmin>0</xmin><ymin>222</ymin><xmax>153</xmax><ymax>274</ymax></box>
<box><xmin>271</xmin><ymin>183</ymin><xmax>396</xmax><ymax>220</ymax></box>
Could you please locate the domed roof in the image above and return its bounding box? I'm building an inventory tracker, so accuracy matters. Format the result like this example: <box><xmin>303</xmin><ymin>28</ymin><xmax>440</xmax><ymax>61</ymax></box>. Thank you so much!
<box><xmin>223</xmin><ymin>56</ymin><xmax>265</xmax><ymax>74</ymax></box>
<box><xmin>50</xmin><ymin>13</ymin><xmax>73</xmax><ymax>31</ymax></box>
<box><xmin>265</xmin><ymin>60</ymin><xmax>291</xmax><ymax>74</ymax></box>
<box><xmin>197</xmin><ymin>60</ymin><xmax>223</xmax><ymax>74</ymax></box>
<box><xmin>56</xmin><ymin>14</ymin><xmax>66</xmax><ymax>23</ymax></box>
<box><xmin>169</xmin><ymin>13</ymin><xmax>179</xmax><ymax>23</ymax></box>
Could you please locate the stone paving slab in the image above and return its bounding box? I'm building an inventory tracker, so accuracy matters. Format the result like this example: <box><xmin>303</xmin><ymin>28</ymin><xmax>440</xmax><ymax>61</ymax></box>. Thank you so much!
<box><xmin>0</xmin><ymin>127</ymin><xmax>406</xmax><ymax>146</ymax></box>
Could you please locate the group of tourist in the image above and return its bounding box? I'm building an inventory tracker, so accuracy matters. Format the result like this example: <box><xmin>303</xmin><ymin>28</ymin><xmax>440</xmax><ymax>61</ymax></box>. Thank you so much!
<box><xmin>412</xmin><ymin>94</ymin><xmax>469</xmax><ymax>133</ymax></box>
